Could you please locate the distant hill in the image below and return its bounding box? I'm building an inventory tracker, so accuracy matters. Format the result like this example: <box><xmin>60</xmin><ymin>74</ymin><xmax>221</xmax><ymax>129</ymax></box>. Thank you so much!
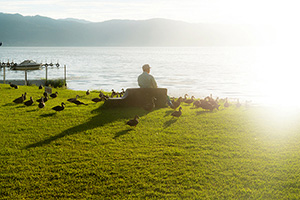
<box><xmin>0</xmin><ymin>12</ymin><xmax>266</xmax><ymax>46</ymax></box>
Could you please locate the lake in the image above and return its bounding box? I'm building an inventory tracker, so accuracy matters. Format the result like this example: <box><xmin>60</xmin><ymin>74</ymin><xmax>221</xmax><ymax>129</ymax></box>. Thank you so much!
<box><xmin>0</xmin><ymin>46</ymin><xmax>297</xmax><ymax>106</ymax></box>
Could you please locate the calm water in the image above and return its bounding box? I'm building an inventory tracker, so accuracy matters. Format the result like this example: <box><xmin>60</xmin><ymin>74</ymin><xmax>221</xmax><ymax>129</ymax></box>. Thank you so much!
<box><xmin>0</xmin><ymin>46</ymin><xmax>289</xmax><ymax>104</ymax></box>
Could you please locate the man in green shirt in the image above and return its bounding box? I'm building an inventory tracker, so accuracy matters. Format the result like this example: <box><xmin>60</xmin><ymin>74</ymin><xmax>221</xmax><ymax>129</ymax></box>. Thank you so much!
<box><xmin>138</xmin><ymin>64</ymin><xmax>158</xmax><ymax>88</ymax></box>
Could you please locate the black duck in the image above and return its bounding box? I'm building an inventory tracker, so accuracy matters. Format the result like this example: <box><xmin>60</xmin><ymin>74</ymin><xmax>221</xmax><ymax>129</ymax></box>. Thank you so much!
<box><xmin>52</xmin><ymin>102</ymin><xmax>65</xmax><ymax>111</ymax></box>
<box><xmin>126</xmin><ymin>115</ymin><xmax>139</xmax><ymax>127</ymax></box>
<box><xmin>24</xmin><ymin>97</ymin><xmax>34</xmax><ymax>106</ymax></box>
<box><xmin>50</xmin><ymin>92</ymin><xmax>58</xmax><ymax>98</ymax></box>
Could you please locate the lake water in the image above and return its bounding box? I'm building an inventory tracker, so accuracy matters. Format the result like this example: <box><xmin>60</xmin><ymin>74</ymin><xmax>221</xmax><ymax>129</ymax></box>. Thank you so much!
<box><xmin>0</xmin><ymin>46</ymin><xmax>298</xmax><ymax>105</ymax></box>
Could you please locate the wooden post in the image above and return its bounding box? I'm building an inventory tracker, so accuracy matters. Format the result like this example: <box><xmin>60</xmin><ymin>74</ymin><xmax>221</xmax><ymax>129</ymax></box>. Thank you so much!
<box><xmin>3</xmin><ymin>65</ymin><xmax>5</xmax><ymax>84</ymax></box>
<box><xmin>25</xmin><ymin>70</ymin><xmax>28</xmax><ymax>85</ymax></box>
<box><xmin>45</xmin><ymin>65</ymin><xmax>48</xmax><ymax>83</ymax></box>
<box><xmin>64</xmin><ymin>65</ymin><xmax>66</xmax><ymax>87</ymax></box>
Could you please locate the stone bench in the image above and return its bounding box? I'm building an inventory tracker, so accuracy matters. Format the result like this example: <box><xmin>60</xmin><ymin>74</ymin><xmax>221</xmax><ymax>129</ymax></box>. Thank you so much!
<box><xmin>103</xmin><ymin>88</ymin><xmax>168</xmax><ymax>108</ymax></box>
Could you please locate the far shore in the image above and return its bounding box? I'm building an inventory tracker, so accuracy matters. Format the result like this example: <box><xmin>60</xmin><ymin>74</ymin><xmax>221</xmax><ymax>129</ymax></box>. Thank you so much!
<box><xmin>0</xmin><ymin>79</ymin><xmax>46</xmax><ymax>86</ymax></box>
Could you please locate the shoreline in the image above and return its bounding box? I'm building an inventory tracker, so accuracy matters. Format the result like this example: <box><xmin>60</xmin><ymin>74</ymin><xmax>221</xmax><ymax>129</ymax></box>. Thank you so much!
<box><xmin>0</xmin><ymin>79</ymin><xmax>46</xmax><ymax>86</ymax></box>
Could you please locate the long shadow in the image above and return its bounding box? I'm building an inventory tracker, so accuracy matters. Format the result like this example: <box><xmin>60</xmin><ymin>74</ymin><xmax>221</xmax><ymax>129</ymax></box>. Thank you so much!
<box><xmin>164</xmin><ymin>110</ymin><xmax>174</xmax><ymax>117</ymax></box>
<box><xmin>163</xmin><ymin>118</ymin><xmax>178</xmax><ymax>128</ymax></box>
<box><xmin>3</xmin><ymin>103</ymin><xmax>16</xmax><ymax>107</ymax></box>
<box><xmin>196</xmin><ymin>110</ymin><xmax>212</xmax><ymax>115</ymax></box>
<box><xmin>40</xmin><ymin>113</ymin><xmax>56</xmax><ymax>117</ymax></box>
<box><xmin>113</xmin><ymin>128</ymin><xmax>132</xmax><ymax>139</ymax></box>
<box><xmin>25</xmin><ymin>105</ymin><xmax>147</xmax><ymax>149</ymax></box>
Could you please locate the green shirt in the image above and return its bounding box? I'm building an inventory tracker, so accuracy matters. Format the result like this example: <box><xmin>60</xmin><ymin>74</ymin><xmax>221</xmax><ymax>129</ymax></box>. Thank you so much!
<box><xmin>138</xmin><ymin>72</ymin><xmax>158</xmax><ymax>88</ymax></box>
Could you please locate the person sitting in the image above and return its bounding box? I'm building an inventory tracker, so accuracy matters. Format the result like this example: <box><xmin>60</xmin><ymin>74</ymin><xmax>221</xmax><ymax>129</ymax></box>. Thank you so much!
<box><xmin>137</xmin><ymin>64</ymin><xmax>158</xmax><ymax>88</ymax></box>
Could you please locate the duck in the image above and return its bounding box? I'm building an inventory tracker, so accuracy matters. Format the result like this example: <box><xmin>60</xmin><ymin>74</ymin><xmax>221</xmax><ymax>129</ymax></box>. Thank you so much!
<box><xmin>23</xmin><ymin>92</ymin><xmax>27</xmax><ymax>101</ymax></box>
<box><xmin>39</xmin><ymin>85</ymin><xmax>43</xmax><ymax>89</ymax></box>
<box><xmin>71</xmin><ymin>100</ymin><xmax>88</xmax><ymax>106</ymax></box>
<box><xmin>121</xmin><ymin>88</ymin><xmax>125</xmax><ymax>95</ymax></box>
<box><xmin>170</xmin><ymin>97</ymin><xmax>183</xmax><ymax>110</ymax></box>
<box><xmin>67</xmin><ymin>95</ymin><xmax>79</xmax><ymax>103</ymax></box>
<box><xmin>9</xmin><ymin>82</ymin><xmax>18</xmax><ymax>89</ymax></box>
<box><xmin>171</xmin><ymin>107</ymin><xmax>182</xmax><ymax>117</ymax></box>
<box><xmin>13</xmin><ymin>94</ymin><xmax>25</xmax><ymax>103</ymax></box>
<box><xmin>224</xmin><ymin>98</ymin><xmax>230</xmax><ymax>107</ymax></box>
<box><xmin>52</xmin><ymin>102</ymin><xmax>65</xmax><ymax>111</ymax></box>
<box><xmin>199</xmin><ymin>100</ymin><xmax>219</xmax><ymax>111</ymax></box>
<box><xmin>99</xmin><ymin>91</ymin><xmax>109</xmax><ymax>100</ymax></box>
<box><xmin>143</xmin><ymin>97</ymin><xmax>156</xmax><ymax>111</ymax></box>
<box><xmin>111</xmin><ymin>89</ymin><xmax>117</xmax><ymax>98</ymax></box>
<box><xmin>91</xmin><ymin>97</ymin><xmax>102</xmax><ymax>103</ymax></box>
<box><xmin>236</xmin><ymin>99</ymin><xmax>242</xmax><ymax>108</ymax></box>
<box><xmin>38</xmin><ymin>98</ymin><xmax>45</xmax><ymax>108</ymax></box>
<box><xmin>184</xmin><ymin>96</ymin><xmax>195</xmax><ymax>104</ymax></box>
<box><xmin>43</xmin><ymin>92</ymin><xmax>48</xmax><ymax>97</ymax></box>
<box><xmin>37</xmin><ymin>96</ymin><xmax>48</xmax><ymax>103</ymax></box>
<box><xmin>193</xmin><ymin>100</ymin><xmax>201</xmax><ymax>108</ymax></box>
<box><xmin>183</xmin><ymin>94</ymin><xmax>188</xmax><ymax>101</ymax></box>
<box><xmin>126</xmin><ymin>115</ymin><xmax>139</xmax><ymax>127</ymax></box>
<box><xmin>24</xmin><ymin>97</ymin><xmax>34</xmax><ymax>106</ymax></box>
<box><xmin>86</xmin><ymin>90</ymin><xmax>90</xmax><ymax>95</ymax></box>
<box><xmin>50</xmin><ymin>91</ymin><xmax>58</xmax><ymax>98</ymax></box>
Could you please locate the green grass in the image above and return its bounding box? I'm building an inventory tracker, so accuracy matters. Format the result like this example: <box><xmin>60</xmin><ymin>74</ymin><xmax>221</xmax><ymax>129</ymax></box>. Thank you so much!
<box><xmin>1</xmin><ymin>83</ymin><xmax>300</xmax><ymax>199</ymax></box>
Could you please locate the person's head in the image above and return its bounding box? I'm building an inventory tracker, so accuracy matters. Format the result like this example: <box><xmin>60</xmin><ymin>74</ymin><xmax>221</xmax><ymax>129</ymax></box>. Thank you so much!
<box><xmin>142</xmin><ymin>64</ymin><xmax>150</xmax><ymax>73</ymax></box>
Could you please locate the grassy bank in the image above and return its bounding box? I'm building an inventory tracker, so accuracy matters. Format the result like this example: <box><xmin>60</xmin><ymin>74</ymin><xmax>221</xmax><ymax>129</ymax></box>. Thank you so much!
<box><xmin>1</xmin><ymin>84</ymin><xmax>300</xmax><ymax>199</ymax></box>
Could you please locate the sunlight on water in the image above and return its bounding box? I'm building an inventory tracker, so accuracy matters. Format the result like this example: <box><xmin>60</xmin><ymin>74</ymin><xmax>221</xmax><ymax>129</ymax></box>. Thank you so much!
<box><xmin>1</xmin><ymin>46</ymin><xmax>299</xmax><ymax>108</ymax></box>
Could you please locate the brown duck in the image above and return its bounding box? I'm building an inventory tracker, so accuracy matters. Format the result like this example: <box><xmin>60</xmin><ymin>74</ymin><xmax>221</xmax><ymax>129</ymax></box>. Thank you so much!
<box><xmin>126</xmin><ymin>115</ymin><xmax>139</xmax><ymax>127</ymax></box>
<box><xmin>170</xmin><ymin>97</ymin><xmax>183</xmax><ymax>110</ymax></box>
<box><xmin>199</xmin><ymin>100</ymin><xmax>219</xmax><ymax>111</ymax></box>
<box><xmin>184</xmin><ymin>96</ymin><xmax>195</xmax><ymax>104</ymax></box>
<box><xmin>224</xmin><ymin>98</ymin><xmax>230</xmax><ymax>107</ymax></box>
<box><xmin>38</xmin><ymin>98</ymin><xmax>45</xmax><ymax>108</ymax></box>
<box><xmin>171</xmin><ymin>107</ymin><xmax>182</xmax><ymax>117</ymax></box>
<box><xmin>67</xmin><ymin>95</ymin><xmax>79</xmax><ymax>103</ymax></box>
<box><xmin>13</xmin><ymin>93</ymin><xmax>25</xmax><ymax>103</ymax></box>
<box><xmin>143</xmin><ymin>97</ymin><xmax>156</xmax><ymax>111</ymax></box>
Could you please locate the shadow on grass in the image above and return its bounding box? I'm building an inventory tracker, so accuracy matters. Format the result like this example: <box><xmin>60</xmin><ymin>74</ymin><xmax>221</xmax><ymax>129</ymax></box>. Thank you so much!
<box><xmin>196</xmin><ymin>110</ymin><xmax>212</xmax><ymax>115</ymax></box>
<box><xmin>163</xmin><ymin>118</ymin><xmax>178</xmax><ymax>128</ymax></box>
<box><xmin>3</xmin><ymin>103</ymin><xmax>16</xmax><ymax>107</ymax></box>
<box><xmin>25</xmin><ymin>105</ymin><xmax>147</xmax><ymax>149</ymax></box>
<box><xmin>164</xmin><ymin>110</ymin><xmax>174</xmax><ymax>117</ymax></box>
<box><xmin>40</xmin><ymin>113</ymin><xmax>56</xmax><ymax>117</ymax></box>
<box><xmin>113</xmin><ymin>128</ymin><xmax>132</xmax><ymax>139</ymax></box>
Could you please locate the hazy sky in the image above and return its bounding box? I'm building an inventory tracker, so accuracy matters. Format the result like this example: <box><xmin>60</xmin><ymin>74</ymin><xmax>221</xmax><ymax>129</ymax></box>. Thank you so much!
<box><xmin>0</xmin><ymin>0</ymin><xmax>297</xmax><ymax>24</ymax></box>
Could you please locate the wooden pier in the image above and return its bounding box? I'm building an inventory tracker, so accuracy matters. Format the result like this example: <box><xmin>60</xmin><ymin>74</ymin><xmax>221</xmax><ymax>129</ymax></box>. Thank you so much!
<box><xmin>0</xmin><ymin>60</ymin><xmax>66</xmax><ymax>86</ymax></box>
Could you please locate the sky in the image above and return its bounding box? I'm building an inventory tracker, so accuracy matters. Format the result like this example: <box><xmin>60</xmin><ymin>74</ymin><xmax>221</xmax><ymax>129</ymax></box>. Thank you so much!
<box><xmin>0</xmin><ymin>0</ymin><xmax>299</xmax><ymax>25</ymax></box>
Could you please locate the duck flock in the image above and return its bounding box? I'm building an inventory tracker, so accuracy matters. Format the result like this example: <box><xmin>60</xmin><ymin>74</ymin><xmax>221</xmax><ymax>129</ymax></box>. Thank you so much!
<box><xmin>9</xmin><ymin>83</ymin><xmax>119</xmax><ymax>112</ymax></box>
<box><xmin>127</xmin><ymin>93</ymin><xmax>245</xmax><ymax>127</ymax></box>
<box><xmin>9</xmin><ymin>82</ymin><xmax>245</xmax><ymax>128</ymax></box>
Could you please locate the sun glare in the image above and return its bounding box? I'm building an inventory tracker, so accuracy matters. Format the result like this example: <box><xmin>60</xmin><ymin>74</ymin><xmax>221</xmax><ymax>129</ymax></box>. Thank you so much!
<box><xmin>253</xmin><ymin>46</ymin><xmax>300</xmax><ymax>108</ymax></box>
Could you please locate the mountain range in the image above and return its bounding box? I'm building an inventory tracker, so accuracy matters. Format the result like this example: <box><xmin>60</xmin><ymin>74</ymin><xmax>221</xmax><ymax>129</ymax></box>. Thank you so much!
<box><xmin>0</xmin><ymin>12</ymin><xmax>268</xmax><ymax>46</ymax></box>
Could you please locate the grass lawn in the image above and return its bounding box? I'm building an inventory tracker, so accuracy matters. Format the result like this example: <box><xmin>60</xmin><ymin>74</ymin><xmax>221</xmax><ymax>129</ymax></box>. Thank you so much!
<box><xmin>1</xmin><ymin>83</ymin><xmax>300</xmax><ymax>199</ymax></box>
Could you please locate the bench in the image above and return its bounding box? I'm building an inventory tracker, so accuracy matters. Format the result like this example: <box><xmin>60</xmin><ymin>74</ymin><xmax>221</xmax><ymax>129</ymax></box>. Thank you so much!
<box><xmin>103</xmin><ymin>88</ymin><xmax>168</xmax><ymax>108</ymax></box>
